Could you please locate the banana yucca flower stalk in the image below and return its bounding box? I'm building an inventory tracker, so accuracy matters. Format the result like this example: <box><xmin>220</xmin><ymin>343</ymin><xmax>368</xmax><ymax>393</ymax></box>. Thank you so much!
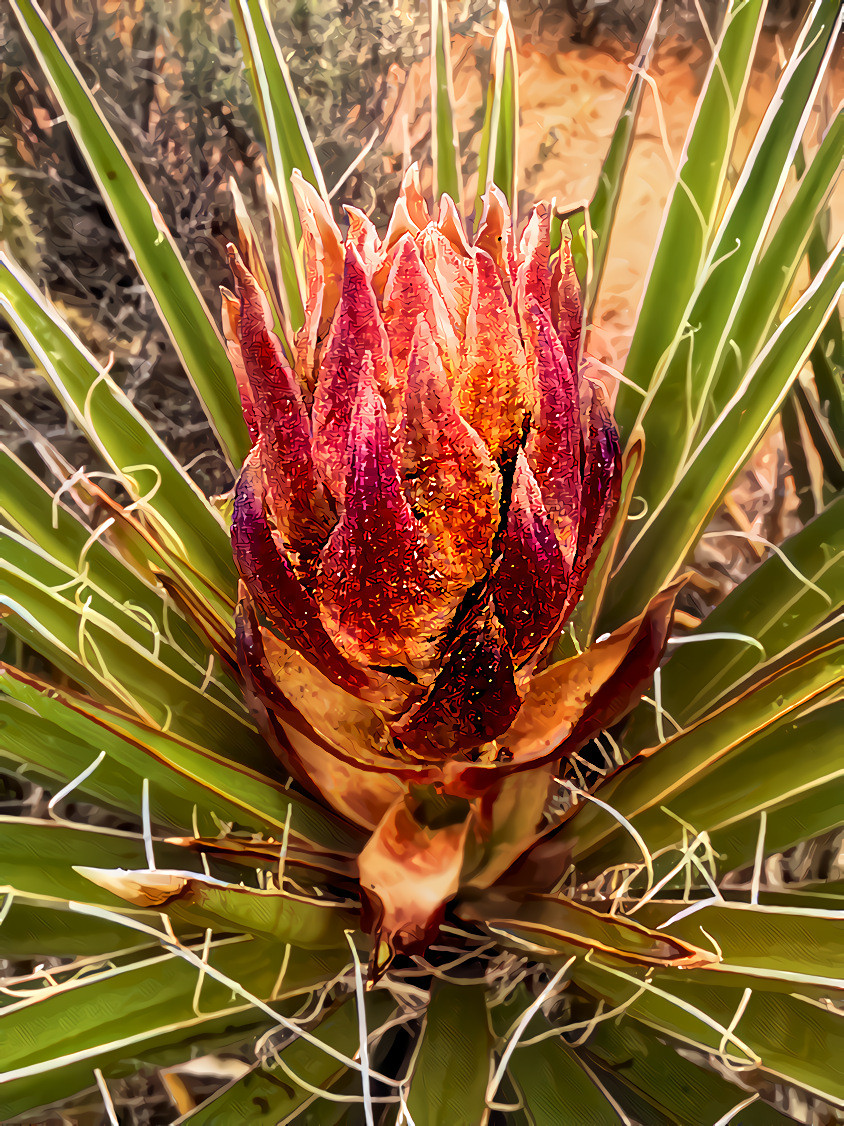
<box><xmin>225</xmin><ymin>168</ymin><xmax>678</xmax><ymax>962</ymax></box>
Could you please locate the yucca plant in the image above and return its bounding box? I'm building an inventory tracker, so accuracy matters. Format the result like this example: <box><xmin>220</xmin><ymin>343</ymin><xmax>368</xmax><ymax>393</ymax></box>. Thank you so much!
<box><xmin>0</xmin><ymin>0</ymin><xmax>841</xmax><ymax>1122</ymax></box>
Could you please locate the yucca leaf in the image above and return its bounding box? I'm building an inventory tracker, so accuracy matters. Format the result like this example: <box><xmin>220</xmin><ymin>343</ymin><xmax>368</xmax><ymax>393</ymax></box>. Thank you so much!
<box><xmin>77</xmin><ymin>867</ymin><xmax>357</xmax><ymax>949</ymax></box>
<box><xmin>0</xmin><ymin>447</ymin><xmax>215</xmax><ymax>671</ymax></box>
<box><xmin>625</xmin><ymin>0</ymin><xmax>842</xmax><ymax>515</ymax></box>
<box><xmin>0</xmin><ymin>255</ymin><xmax>238</xmax><ymax>601</ymax></box>
<box><xmin>584</xmin><ymin>1016</ymin><xmax>800</xmax><ymax>1126</ymax></box>
<box><xmin>633</xmin><ymin>898</ymin><xmax>844</xmax><ymax>996</ymax></box>
<box><xmin>0</xmin><ymin>817</ymin><xmax>200</xmax><ymax>958</ymax></box>
<box><xmin>574</xmin><ymin>962</ymin><xmax>844</xmax><ymax>1104</ymax></box>
<box><xmin>566</xmin><ymin>1</ymin><xmax>661</xmax><ymax>311</ymax></box>
<box><xmin>460</xmin><ymin>895</ymin><xmax>713</xmax><ymax>969</ymax></box>
<box><xmin>603</xmin><ymin>235</ymin><xmax>844</xmax><ymax>623</ymax></box>
<box><xmin>8</xmin><ymin>0</ymin><xmax>249</xmax><ymax>467</ymax></box>
<box><xmin>229</xmin><ymin>0</ymin><xmax>323</xmax><ymax>329</ymax></box>
<box><xmin>0</xmin><ymin>524</ymin><xmax>242</xmax><ymax>720</ymax></box>
<box><xmin>790</xmin><ymin>378</ymin><xmax>844</xmax><ymax>497</ymax></box>
<box><xmin>407</xmin><ymin>981</ymin><xmax>492</xmax><ymax>1126</ymax></box>
<box><xmin>722</xmin><ymin>111</ymin><xmax>844</xmax><ymax>413</ymax></box>
<box><xmin>613</xmin><ymin>0</ymin><xmax>766</xmax><ymax>439</ymax></box>
<box><xmin>0</xmin><ymin>899</ymin><xmax>156</xmax><ymax>959</ymax></box>
<box><xmin>0</xmin><ymin>817</ymin><xmax>200</xmax><ymax>909</ymax></box>
<box><xmin>0</xmin><ymin>667</ymin><xmax>362</xmax><ymax>852</ymax></box>
<box><xmin>0</xmin><ymin>937</ymin><xmax>346</xmax><ymax>1119</ymax></box>
<box><xmin>0</xmin><ymin>539</ymin><xmax>258</xmax><ymax>752</ymax></box>
<box><xmin>809</xmin><ymin>215</ymin><xmax>844</xmax><ymax>436</ymax></box>
<box><xmin>505</xmin><ymin>1032</ymin><xmax>626</xmax><ymax>1126</ymax></box>
<box><xmin>493</xmin><ymin>985</ymin><xmax>625</xmax><ymax>1126</ymax></box>
<box><xmin>229</xmin><ymin>0</ymin><xmax>325</xmax><ymax>203</ymax></box>
<box><xmin>563</xmin><ymin>629</ymin><xmax>841</xmax><ymax>873</ymax></box>
<box><xmin>639</xmin><ymin>497</ymin><xmax>842</xmax><ymax>737</ymax></box>
<box><xmin>475</xmin><ymin>0</ymin><xmax>519</xmax><ymax>225</ymax></box>
<box><xmin>694</xmin><ymin>703</ymin><xmax>843</xmax><ymax>874</ymax></box>
<box><xmin>430</xmin><ymin>0</ymin><xmax>463</xmax><ymax>208</ymax></box>
<box><xmin>702</xmin><ymin>2</ymin><xmax>841</xmax><ymax>422</ymax></box>
<box><xmin>179</xmin><ymin>992</ymin><xmax>397</xmax><ymax>1125</ymax></box>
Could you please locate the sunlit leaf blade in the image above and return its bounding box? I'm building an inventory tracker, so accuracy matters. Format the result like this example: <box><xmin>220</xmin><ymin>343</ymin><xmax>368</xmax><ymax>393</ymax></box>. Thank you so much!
<box><xmin>633</xmin><ymin>898</ymin><xmax>844</xmax><ymax>995</ymax></box>
<box><xmin>603</xmin><ymin>237</ymin><xmax>844</xmax><ymax>622</ymax></box>
<box><xmin>614</xmin><ymin>0</ymin><xmax>766</xmax><ymax>439</ymax></box>
<box><xmin>430</xmin><ymin>0</ymin><xmax>463</xmax><ymax>208</ymax></box>
<box><xmin>407</xmin><ymin>982</ymin><xmax>492</xmax><ymax>1126</ymax></box>
<box><xmin>566</xmin><ymin>1</ymin><xmax>661</xmax><ymax>310</ymax></box>
<box><xmin>0</xmin><ymin>537</ymin><xmax>257</xmax><ymax>751</ymax></box>
<box><xmin>627</xmin><ymin>497</ymin><xmax>843</xmax><ymax>745</ymax></box>
<box><xmin>229</xmin><ymin>0</ymin><xmax>324</xmax><ymax>330</ymax></box>
<box><xmin>0</xmin><ymin>899</ymin><xmax>154</xmax><ymax>959</ymax></box>
<box><xmin>475</xmin><ymin>0</ymin><xmax>519</xmax><ymax>225</ymax></box>
<box><xmin>0</xmin><ymin>666</ymin><xmax>362</xmax><ymax>852</ymax></box>
<box><xmin>0</xmin><ymin>935</ymin><xmax>346</xmax><ymax>1119</ymax></box>
<box><xmin>0</xmin><ymin>254</ymin><xmax>237</xmax><ymax>601</ymax></box>
<box><xmin>0</xmin><ymin>448</ymin><xmax>214</xmax><ymax>672</ymax></box>
<box><xmin>0</xmin><ymin>817</ymin><xmax>202</xmax><ymax>957</ymax></box>
<box><xmin>8</xmin><ymin>0</ymin><xmax>249</xmax><ymax>467</ymax></box>
<box><xmin>537</xmin><ymin>629</ymin><xmax>841</xmax><ymax>874</ymax></box>
<box><xmin>0</xmin><ymin>524</ymin><xmax>243</xmax><ymax>722</ymax></box>
<box><xmin>689</xmin><ymin>702</ymin><xmax>843</xmax><ymax>875</ymax></box>
<box><xmin>0</xmin><ymin>818</ymin><xmax>199</xmax><ymax>909</ymax></box>
<box><xmin>584</xmin><ymin>1015</ymin><xmax>800</xmax><ymax>1126</ymax></box>
<box><xmin>77</xmin><ymin>867</ymin><xmax>357</xmax><ymax>949</ymax></box>
<box><xmin>625</xmin><ymin>0</ymin><xmax>842</xmax><ymax>513</ymax></box>
<box><xmin>179</xmin><ymin>993</ymin><xmax>397</xmax><ymax>1124</ymax></box>
<box><xmin>809</xmin><ymin>214</ymin><xmax>844</xmax><ymax>437</ymax></box>
<box><xmin>722</xmin><ymin>111</ymin><xmax>844</xmax><ymax>414</ymax></box>
<box><xmin>229</xmin><ymin>0</ymin><xmax>325</xmax><ymax>203</ymax></box>
<box><xmin>574</xmin><ymin>961</ymin><xmax>844</xmax><ymax>1104</ymax></box>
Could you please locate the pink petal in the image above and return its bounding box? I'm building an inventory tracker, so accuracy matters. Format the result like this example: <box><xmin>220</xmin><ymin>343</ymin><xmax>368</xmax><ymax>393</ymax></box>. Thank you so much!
<box><xmin>396</xmin><ymin>605</ymin><xmax>521</xmax><ymax>755</ymax></box>
<box><xmin>517</xmin><ymin>203</ymin><xmax>552</xmax><ymax>313</ymax></box>
<box><xmin>436</xmin><ymin>194</ymin><xmax>471</xmax><ymax>255</ymax></box>
<box><xmin>459</xmin><ymin>250</ymin><xmax>531</xmax><ymax>462</ymax></box>
<box><xmin>232</xmin><ymin>458</ymin><xmax>368</xmax><ymax>692</ymax></box>
<box><xmin>401</xmin><ymin>320</ymin><xmax>501</xmax><ymax>599</ymax></box>
<box><xmin>316</xmin><ymin>362</ymin><xmax>447</xmax><ymax>670</ymax></box>
<box><xmin>566</xmin><ymin>376</ymin><xmax>622</xmax><ymax>615</ymax></box>
<box><xmin>382</xmin><ymin>234</ymin><xmax>459</xmax><ymax>388</ymax></box>
<box><xmin>551</xmin><ymin>237</ymin><xmax>582</xmax><ymax>375</ymax></box>
<box><xmin>418</xmin><ymin>224</ymin><xmax>474</xmax><ymax>337</ymax></box>
<box><xmin>220</xmin><ymin>285</ymin><xmax>258</xmax><ymax>442</ymax></box>
<box><xmin>383</xmin><ymin>163</ymin><xmax>430</xmax><ymax>251</ymax></box>
<box><xmin>492</xmin><ymin>451</ymin><xmax>570</xmax><ymax>666</ymax></box>
<box><xmin>474</xmin><ymin>184</ymin><xmax>517</xmax><ymax>288</ymax></box>
<box><xmin>229</xmin><ymin>248</ymin><xmax>330</xmax><ymax>557</ymax></box>
<box><xmin>523</xmin><ymin>300</ymin><xmax>582</xmax><ymax>565</ymax></box>
<box><xmin>292</xmin><ymin>172</ymin><xmax>345</xmax><ymax>395</ymax></box>
<box><xmin>343</xmin><ymin>205</ymin><xmax>381</xmax><ymax>266</ymax></box>
<box><xmin>311</xmin><ymin>245</ymin><xmax>397</xmax><ymax>501</ymax></box>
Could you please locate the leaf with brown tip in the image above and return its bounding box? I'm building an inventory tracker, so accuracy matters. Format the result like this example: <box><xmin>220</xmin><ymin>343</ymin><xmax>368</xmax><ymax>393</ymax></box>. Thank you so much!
<box><xmin>458</xmin><ymin>892</ymin><xmax>716</xmax><ymax>969</ymax></box>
